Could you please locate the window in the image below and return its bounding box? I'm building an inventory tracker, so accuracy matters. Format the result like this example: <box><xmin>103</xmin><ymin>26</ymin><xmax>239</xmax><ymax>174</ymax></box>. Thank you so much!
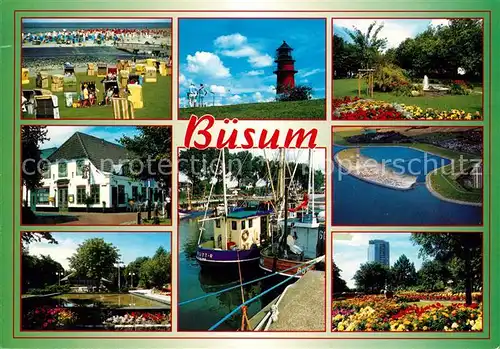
<box><xmin>90</xmin><ymin>185</ymin><xmax>100</xmax><ymax>204</ymax></box>
<box><xmin>241</xmin><ymin>220</ymin><xmax>246</xmax><ymax>230</ymax></box>
<box><xmin>76</xmin><ymin>160</ymin><xmax>84</xmax><ymax>176</ymax></box>
<box><xmin>58</xmin><ymin>162</ymin><xmax>67</xmax><ymax>177</ymax></box>
<box><xmin>131</xmin><ymin>186</ymin><xmax>138</xmax><ymax>200</ymax></box>
<box><xmin>216</xmin><ymin>219</ymin><xmax>221</xmax><ymax>228</ymax></box>
<box><xmin>231</xmin><ymin>221</ymin><xmax>237</xmax><ymax>230</ymax></box>
<box><xmin>37</xmin><ymin>188</ymin><xmax>50</xmax><ymax>204</ymax></box>
<box><xmin>76</xmin><ymin>186</ymin><xmax>86</xmax><ymax>204</ymax></box>
<box><xmin>118</xmin><ymin>185</ymin><xmax>125</xmax><ymax>204</ymax></box>
<box><xmin>248</xmin><ymin>219</ymin><xmax>253</xmax><ymax>228</ymax></box>
<box><xmin>42</xmin><ymin>162</ymin><xmax>51</xmax><ymax>179</ymax></box>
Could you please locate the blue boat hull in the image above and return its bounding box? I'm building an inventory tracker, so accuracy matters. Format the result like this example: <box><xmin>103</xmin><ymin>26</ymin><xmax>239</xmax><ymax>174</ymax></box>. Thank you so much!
<box><xmin>196</xmin><ymin>246</ymin><xmax>261</xmax><ymax>268</ymax></box>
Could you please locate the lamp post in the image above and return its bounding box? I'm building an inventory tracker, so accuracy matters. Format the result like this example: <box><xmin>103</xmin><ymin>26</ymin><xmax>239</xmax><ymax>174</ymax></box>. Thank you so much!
<box><xmin>128</xmin><ymin>272</ymin><xmax>136</xmax><ymax>288</ymax></box>
<box><xmin>115</xmin><ymin>261</ymin><xmax>125</xmax><ymax>291</ymax></box>
<box><xmin>56</xmin><ymin>271</ymin><xmax>63</xmax><ymax>286</ymax></box>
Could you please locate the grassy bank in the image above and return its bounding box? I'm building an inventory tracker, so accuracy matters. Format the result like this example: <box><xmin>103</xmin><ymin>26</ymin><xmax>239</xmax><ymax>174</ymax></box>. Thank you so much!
<box><xmin>23</xmin><ymin>73</ymin><xmax>172</xmax><ymax>119</ymax></box>
<box><xmin>333</xmin><ymin>79</ymin><xmax>482</xmax><ymax>114</ymax></box>
<box><xmin>179</xmin><ymin>98</ymin><xmax>325</xmax><ymax>120</ymax></box>
<box><xmin>333</xmin><ymin>130</ymin><xmax>482</xmax><ymax>204</ymax></box>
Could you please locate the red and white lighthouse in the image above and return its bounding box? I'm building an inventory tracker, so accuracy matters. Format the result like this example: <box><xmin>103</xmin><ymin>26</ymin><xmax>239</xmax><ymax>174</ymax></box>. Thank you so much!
<box><xmin>273</xmin><ymin>41</ymin><xmax>297</xmax><ymax>94</ymax></box>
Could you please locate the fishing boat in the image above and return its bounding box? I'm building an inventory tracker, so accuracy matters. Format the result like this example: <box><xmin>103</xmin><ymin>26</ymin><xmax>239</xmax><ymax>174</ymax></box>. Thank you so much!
<box><xmin>259</xmin><ymin>149</ymin><xmax>325</xmax><ymax>278</ymax></box>
<box><xmin>195</xmin><ymin>149</ymin><xmax>274</xmax><ymax>270</ymax></box>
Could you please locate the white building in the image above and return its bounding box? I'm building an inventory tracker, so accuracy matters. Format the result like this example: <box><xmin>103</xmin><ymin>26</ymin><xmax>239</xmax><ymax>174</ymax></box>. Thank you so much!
<box><xmin>23</xmin><ymin>132</ymin><xmax>164</xmax><ymax>212</ymax></box>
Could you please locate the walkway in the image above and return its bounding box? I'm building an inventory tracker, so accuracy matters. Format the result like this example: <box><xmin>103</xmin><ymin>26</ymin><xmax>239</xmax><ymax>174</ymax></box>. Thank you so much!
<box><xmin>251</xmin><ymin>270</ymin><xmax>325</xmax><ymax>331</ymax></box>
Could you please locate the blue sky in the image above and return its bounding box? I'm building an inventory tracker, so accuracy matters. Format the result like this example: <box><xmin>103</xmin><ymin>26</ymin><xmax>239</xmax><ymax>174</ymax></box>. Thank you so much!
<box><xmin>39</xmin><ymin>126</ymin><xmax>140</xmax><ymax>149</ymax></box>
<box><xmin>27</xmin><ymin>232</ymin><xmax>171</xmax><ymax>270</ymax></box>
<box><xmin>179</xmin><ymin>18</ymin><xmax>326</xmax><ymax>107</ymax></box>
<box><xmin>334</xmin><ymin>19</ymin><xmax>452</xmax><ymax>50</ymax></box>
<box><xmin>333</xmin><ymin>233</ymin><xmax>424</xmax><ymax>288</ymax></box>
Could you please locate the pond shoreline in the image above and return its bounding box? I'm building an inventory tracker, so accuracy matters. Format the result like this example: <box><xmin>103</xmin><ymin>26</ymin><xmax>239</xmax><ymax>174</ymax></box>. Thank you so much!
<box><xmin>334</xmin><ymin>144</ymin><xmax>482</xmax><ymax>206</ymax></box>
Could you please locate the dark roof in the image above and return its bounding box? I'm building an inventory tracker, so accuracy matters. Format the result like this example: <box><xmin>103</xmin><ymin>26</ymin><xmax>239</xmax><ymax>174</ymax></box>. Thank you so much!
<box><xmin>47</xmin><ymin>132</ymin><xmax>134</xmax><ymax>173</ymax></box>
<box><xmin>40</xmin><ymin>147</ymin><xmax>58</xmax><ymax>159</ymax></box>
<box><xmin>277</xmin><ymin>40</ymin><xmax>293</xmax><ymax>50</ymax></box>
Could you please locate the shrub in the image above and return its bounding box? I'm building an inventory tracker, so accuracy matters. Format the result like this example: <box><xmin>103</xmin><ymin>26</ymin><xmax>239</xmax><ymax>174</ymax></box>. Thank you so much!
<box><xmin>449</xmin><ymin>80</ymin><xmax>472</xmax><ymax>95</ymax></box>
<box><xmin>277</xmin><ymin>85</ymin><xmax>312</xmax><ymax>102</ymax></box>
<box><xmin>373</xmin><ymin>63</ymin><xmax>410</xmax><ymax>93</ymax></box>
<box><xmin>27</xmin><ymin>284</ymin><xmax>71</xmax><ymax>295</ymax></box>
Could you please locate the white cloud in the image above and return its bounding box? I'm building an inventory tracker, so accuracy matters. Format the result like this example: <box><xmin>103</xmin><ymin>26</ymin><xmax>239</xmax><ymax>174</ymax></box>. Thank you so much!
<box><xmin>227</xmin><ymin>95</ymin><xmax>242</xmax><ymax>104</ymax></box>
<box><xmin>210</xmin><ymin>85</ymin><xmax>226</xmax><ymax>94</ymax></box>
<box><xmin>28</xmin><ymin>237</ymin><xmax>79</xmax><ymax>270</ymax></box>
<box><xmin>186</xmin><ymin>51</ymin><xmax>230</xmax><ymax>78</ymax></box>
<box><xmin>245</xmin><ymin>70</ymin><xmax>265</xmax><ymax>76</ymax></box>
<box><xmin>335</xmin><ymin>19</ymin><xmax>436</xmax><ymax>49</ymax></box>
<box><xmin>248</xmin><ymin>54</ymin><xmax>273</xmax><ymax>68</ymax></box>
<box><xmin>430</xmin><ymin>19</ymin><xmax>451</xmax><ymax>27</ymax></box>
<box><xmin>222</xmin><ymin>46</ymin><xmax>258</xmax><ymax>58</ymax></box>
<box><xmin>299</xmin><ymin>68</ymin><xmax>323</xmax><ymax>78</ymax></box>
<box><xmin>41</xmin><ymin>126</ymin><xmax>92</xmax><ymax>149</ymax></box>
<box><xmin>214</xmin><ymin>33</ymin><xmax>247</xmax><ymax>48</ymax></box>
<box><xmin>253</xmin><ymin>92</ymin><xmax>263</xmax><ymax>102</ymax></box>
<box><xmin>215</xmin><ymin>32</ymin><xmax>274</xmax><ymax>68</ymax></box>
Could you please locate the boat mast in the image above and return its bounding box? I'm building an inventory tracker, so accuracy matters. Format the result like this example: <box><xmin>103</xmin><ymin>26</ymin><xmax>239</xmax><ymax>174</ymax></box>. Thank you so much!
<box><xmin>221</xmin><ymin>149</ymin><xmax>229</xmax><ymax>247</ymax></box>
<box><xmin>311</xmin><ymin>149</ymin><xmax>315</xmax><ymax>223</ymax></box>
<box><xmin>307</xmin><ymin>149</ymin><xmax>312</xmax><ymax>215</ymax></box>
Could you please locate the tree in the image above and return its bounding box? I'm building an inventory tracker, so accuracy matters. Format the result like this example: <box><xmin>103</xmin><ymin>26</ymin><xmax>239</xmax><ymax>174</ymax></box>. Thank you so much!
<box><xmin>22</xmin><ymin>251</ymin><xmax>63</xmax><ymax>293</ymax></box>
<box><xmin>346</xmin><ymin>21</ymin><xmax>387</xmax><ymax>69</ymax></box>
<box><xmin>124</xmin><ymin>256</ymin><xmax>150</xmax><ymax>287</ymax></box>
<box><xmin>333</xmin><ymin>34</ymin><xmax>360</xmax><ymax>78</ymax></box>
<box><xmin>277</xmin><ymin>85</ymin><xmax>312</xmax><ymax>102</ymax></box>
<box><xmin>119</xmin><ymin>126</ymin><xmax>172</xmax><ymax>218</ymax></box>
<box><xmin>390</xmin><ymin>254</ymin><xmax>417</xmax><ymax>290</ymax></box>
<box><xmin>417</xmin><ymin>259</ymin><xmax>451</xmax><ymax>292</ymax></box>
<box><xmin>179</xmin><ymin>148</ymin><xmax>223</xmax><ymax>197</ymax></box>
<box><xmin>228</xmin><ymin>151</ymin><xmax>255</xmax><ymax>188</ymax></box>
<box><xmin>411</xmin><ymin>232</ymin><xmax>482</xmax><ymax>305</ymax></box>
<box><xmin>139</xmin><ymin>247</ymin><xmax>171</xmax><ymax>289</ymax></box>
<box><xmin>332</xmin><ymin>262</ymin><xmax>349</xmax><ymax>293</ymax></box>
<box><xmin>21</xmin><ymin>126</ymin><xmax>49</xmax><ymax>207</ymax></box>
<box><xmin>22</xmin><ymin>232</ymin><xmax>57</xmax><ymax>247</ymax></box>
<box><xmin>353</xmin><ymin>262</ymin><xmax>391</xmax><ymax>293</ymax></box>
<box><xmin>68</xmin><ymin>238</ymin><xmax>120</xmax><ymax>289</ymax></box>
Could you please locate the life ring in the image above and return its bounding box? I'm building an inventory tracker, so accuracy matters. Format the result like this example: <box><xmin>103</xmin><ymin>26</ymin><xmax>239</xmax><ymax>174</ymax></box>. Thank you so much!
<box><xmin>241</xmin><ymin>230</ymin><xmax>249</xmax><ymax>242</ymax></box>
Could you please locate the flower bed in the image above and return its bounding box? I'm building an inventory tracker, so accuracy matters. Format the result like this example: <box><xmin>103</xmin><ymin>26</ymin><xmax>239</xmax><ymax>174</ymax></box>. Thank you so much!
<box><xmin>103</xmin><ymin>312</ymin><xmax>171</xmax><ymax>331</ymax></box>
<box><xmin>332</xmin><ymin>295</ymin><xmax>482</xmax><ymax>332</ymax></box>
<box><xmin>333</xmin><ymin>97</ymin><xmax>482</xmax><ymax>120</ymax></box>
<box><xmin>397</xmin><ymin>291</ymin><xmax>483</xmax><ymax>303</ymax></box>
<box><xmin>24</xmin><ymin>306</ymin><xmax>77</xmax><ymax>329</ymax></box>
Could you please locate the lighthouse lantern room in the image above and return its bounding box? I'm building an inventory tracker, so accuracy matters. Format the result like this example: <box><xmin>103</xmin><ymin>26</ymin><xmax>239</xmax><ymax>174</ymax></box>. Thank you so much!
<box><xmin>273</xmin><ymin>41</ymin><xmax>298</xmax><ymax>94</ymax></box>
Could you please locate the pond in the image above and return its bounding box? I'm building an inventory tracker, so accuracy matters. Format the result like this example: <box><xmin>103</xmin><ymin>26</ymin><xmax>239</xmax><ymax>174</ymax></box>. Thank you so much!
<box><xmin>332</xmin><ymin>145</ymin><xmax>482</xmax><ymax>225</ymax></box>
<box><xmin>51</xmin><ymin>293</ymin><xmax>167</xmax><ymax>308</ymax></box>
<box><xmin>178</xmin><ymin>218</ymin><xmax>293</xmax><ymax>331</ymax></box>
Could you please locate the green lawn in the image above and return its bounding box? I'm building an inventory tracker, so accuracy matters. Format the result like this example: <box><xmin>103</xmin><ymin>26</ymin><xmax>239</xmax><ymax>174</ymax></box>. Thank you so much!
<box><xmin>334</xmin><ymin>78</ymin><xmax>482</xmax><ymax>114</ymax></box>
<box><xmin>333</xmin><ymin>130</ymin><xmax>483</xmax><ymax>204</ymax></box>
<box><xmin>23</xmin><ymin>73</ymin><xmax>172</xmax><ymax>119</ymax></box>
<box><xmin>179</xmin><ymin>98</ymin><xmax>325</xmax><ymax>120</ymax></box>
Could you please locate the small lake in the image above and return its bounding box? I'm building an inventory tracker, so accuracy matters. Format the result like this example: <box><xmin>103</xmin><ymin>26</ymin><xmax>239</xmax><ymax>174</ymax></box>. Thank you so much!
<box><xmin>52</xmin><ymin>293</ymin><xmax>166</xmax><ymax>308</ymax></box>
<box><xmin>333</xmin><ymin>145</ymin><xmax>482</xmax><ymax>225</ymax></box>
<box><xmin>178</xmin><ymin>218</ymin><xmax>292</xmax><ymax>331</ymax></box>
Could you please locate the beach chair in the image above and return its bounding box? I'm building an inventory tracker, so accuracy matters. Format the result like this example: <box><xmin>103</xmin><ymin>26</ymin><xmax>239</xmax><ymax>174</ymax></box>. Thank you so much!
<box><xmin>112</xmin><ymin>97</ymin><xmax>135</xmax><ymax>119</ymax></box>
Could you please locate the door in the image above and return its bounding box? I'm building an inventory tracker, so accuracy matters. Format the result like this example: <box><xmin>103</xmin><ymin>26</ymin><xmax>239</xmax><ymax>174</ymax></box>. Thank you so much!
<box><xmin>58</xmin><ymin>187</ymin><xmax>68</xmax><ymax>210</ymax></box>
<box><xmin>111</xmin><ymin>186</ymin><xmax>118</xmax><ymax>208</ymax></box>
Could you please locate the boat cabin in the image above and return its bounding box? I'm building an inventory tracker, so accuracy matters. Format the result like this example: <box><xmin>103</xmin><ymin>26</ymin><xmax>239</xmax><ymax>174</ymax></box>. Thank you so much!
<box><xmin>212</xmin><ymin>209</ymin><xmax>271</xmax><ymax>251</ymax></box>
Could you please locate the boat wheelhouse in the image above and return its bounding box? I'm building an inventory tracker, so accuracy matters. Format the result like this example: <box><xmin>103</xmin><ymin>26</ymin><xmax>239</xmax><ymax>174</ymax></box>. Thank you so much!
<box><xmin>196</xmin><ymin>206</ymin><xmax>273</xmax><ymax>266</ymax></box>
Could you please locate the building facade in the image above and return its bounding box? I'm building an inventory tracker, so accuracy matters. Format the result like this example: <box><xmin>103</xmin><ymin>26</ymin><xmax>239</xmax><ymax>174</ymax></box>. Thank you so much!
<box><xmin>23</xmin><ymin>132</ymin><xmax>165</xmax><ymax>212</ymax></box>
<box><xmin>368</xmin><ymin>239</ymin><xmax>390</xmax><ymax>267</ymax></box>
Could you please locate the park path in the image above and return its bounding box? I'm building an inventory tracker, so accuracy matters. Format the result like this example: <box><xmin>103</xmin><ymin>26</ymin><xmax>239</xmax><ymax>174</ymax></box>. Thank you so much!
<box><xmin>56</xmin><ymin>212</ymin><xmax>139</xmax><ymax>225</ymax></box>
